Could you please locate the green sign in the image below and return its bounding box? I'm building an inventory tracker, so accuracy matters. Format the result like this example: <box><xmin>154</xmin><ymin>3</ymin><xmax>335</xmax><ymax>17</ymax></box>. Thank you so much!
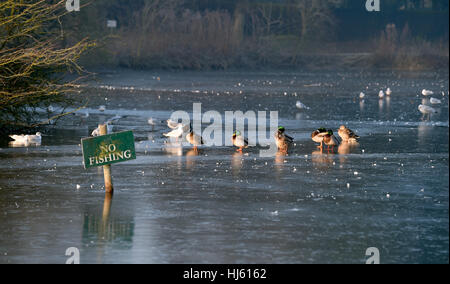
<box><xmin>81</xmin><ymin>131</ymin><xmax>136</xmax><ymax>169</ymax></box>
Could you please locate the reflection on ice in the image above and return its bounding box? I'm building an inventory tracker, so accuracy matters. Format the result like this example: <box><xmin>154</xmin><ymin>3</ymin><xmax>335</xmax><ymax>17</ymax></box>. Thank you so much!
<box><xmin>385</xmin><ymin>96</ymin><xmax>391</xmax><ymax>110</ymax></box>
<box><xmin>359</xmin><ymin>100</ymin><xmax>365</xmax><ymax>112</ymax></box>
<box><xmin>417</xmin><ymin>122</ymin><xmax>433</xmax><ymax>145</ymax></box>
<box><xmin>338</xmin><ymin>141</ymin><xmax>360</xmax><ymax>165</ymax></box>
<box><xmin>378</xmin><ymin>98</ymin><xmax>384</xmax><ymax>112</ymax></box>
<box><xmin>295</xmin><ymin>112</ymin><xmax>309</xmax><ymax>120</ymax></box>
<box><xmin>274</xmin><ymin>151</ymin><xmax>287</xmax><ymax>173</ymax></box>
<box><xmin>338</xmin><ymin>141</ymin><xmax>360</xmax><ymax>155</ymax></box>
<box><xmin>185</xmin><ymin>148</ymin><xmax>200</xmax><ymax>169</ymax></box>
<box><xmin>82</xmin><ymin>194</ymin><xmax>135</xmax><ymax>263</ymax></box>
<box><xmin>163</xmin><ymin>141</ymin><xmax>183</xmax><ymax>157</ymax></box>
<box><xmin>311</xmin><ymin>150</ymin><xmax>334</xmax><ymax>167</ymax></box>
<box><xmin>231</xmin><ymin>151</ymin><xmax>244</xmax><ymax>175</ymax></box>
<box><xmin>8</xmin><ymin>141</ymin><xmax>41</xmax><ymax>148</ymax></box>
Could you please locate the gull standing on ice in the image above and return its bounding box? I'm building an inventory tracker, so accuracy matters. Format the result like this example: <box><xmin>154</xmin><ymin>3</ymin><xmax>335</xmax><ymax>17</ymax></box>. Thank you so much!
<box><xmin>386</xmin><ymin>88</ymin><xmax>392</xmax><ymax>96</ymax></box>
<box><xmin>148</xmin><ymin>118</ymin><xmax>155</xmax><ymax>131</ymax></box>
<box><xmin>167</xmin><ymin>119</ymin><xmax>181</xmax><ymax>129</ymax></box>
<box><xmin>9</xmin><ymin>132</ymin><xmax>42</xmax><ymax>145</ymax></box>
<box><xmin>430</xmin><ymin>98</ymin><xmax>442</xmax><ymax>105</ymax></box>
<box><xmin>422</xmin><ymin>89</ymin><xmax>434</xmax><ymax>96</ymax></box>
<box><xmin>418</xmin><ymin>104</ymin><xmax>437</xmax><ymax>120</ymax></box>
<box><xmin>296</xmin><ymin>101</ymin><xmax>310</xmax><ymax>110</ymax></box>
<box><xmin>166</xmin><ymin>119</ymin><xmax>189</xmax><ymax>133</ymax></box>
<box><xmin>163</xmin><ymin>124</ymin><xmax>185</xmax><ymax>140</ymax></box>
<box><xmin>91</xmin><ymin>125</ymin><xmax>114</xmax><ymax>136</ymax></box>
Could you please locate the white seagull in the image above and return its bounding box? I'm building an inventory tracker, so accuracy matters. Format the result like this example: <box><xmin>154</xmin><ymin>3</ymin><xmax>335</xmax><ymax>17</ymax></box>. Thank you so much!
<box><xmin>296</xmin><ymin>100</ymin><xmax>310</xmax><ymax>110</ymax></box>
<box><xmin>98</xmin><ymin>105</ymin><xmax>106</xmax><ymax>112</ymax></box>
<box><xmin>91</xmin><ymin>124</ymin><xmax>114</xmax><ymax>137</ymax></box>
<box><xmin>379</xmin><ymin>90</ymin><xmax>385</xmax><ymax>99</ymax></box>
<box><xmin>167</xmin><ymin>119</ymin><xmax>180</xmax><ymax>129</ymax></box>
<box><xmin>386</xmin><ymin>88</ymin><xmax>392</xmax><ymax>96</ymax></box>
<box><xmin>105</xmin><ymin>115</ymin><xmax>123</xmax><ymax>125</ymax></box>
<box><xmin>163</xmin><ymin>124</ymin><xmax>186</xmax><ymax>140</ymax></box>
<box><xmin>166</xmin><ymin>119</ymin><xmax>189</xmax><ymax>132</ymax></box>
<box><xmin>359</xmin><ymin>92</ymin><xmax>365</xmax><ymax>99</ymax></box>
<box><xmin>148</xmin><ymin>118</ymin><xmax>156</xmax><ymax>131</ymax></box>
<box><xmin>9</xmin><ymin>132</ymin><xmax>42</xmax><ymax>144</ymax></box>
<box><xmin>422</xmin><ymin>89</ymin><xmax>434</xmax><ymax>96</ymax></box>
<box><xmin>430</xmin><ymin>98</ymin><xmax>442</xmax><ymax>105</ymax></box>
<box><xmin>418</xmin><ymin>104</ymin><xmax>437</xmax><ymax>120</ymax></box>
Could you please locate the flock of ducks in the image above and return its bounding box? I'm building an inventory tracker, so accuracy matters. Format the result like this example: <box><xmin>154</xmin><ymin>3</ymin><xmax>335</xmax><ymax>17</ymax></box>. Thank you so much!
<box><xmin>7</xmin><ymin>87</ymin><xmax>444</xmax><ymax>149</ymax></box>
<box><xmin>311</xmin><ymin>126</ymin><xmax>359</xmax><ymax>152</ymax></box>
<box><xmin>162</xmin><ymin>119</ymin><xmax>359</xmax><ymax>154</ymax></box>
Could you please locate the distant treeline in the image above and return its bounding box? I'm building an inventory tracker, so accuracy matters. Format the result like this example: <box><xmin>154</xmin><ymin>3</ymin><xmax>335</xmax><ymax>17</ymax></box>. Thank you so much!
<box><xmin>63</xmin><ymin>0</ymin><xmax>449</xmax><ymax>70</ymax></box>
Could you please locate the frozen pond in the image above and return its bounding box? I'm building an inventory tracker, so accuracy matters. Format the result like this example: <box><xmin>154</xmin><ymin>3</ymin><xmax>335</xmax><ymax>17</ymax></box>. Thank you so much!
<box><xmin>0</xmin><ymin>69</ymin><xmax>448</xmax><ymax>263</ymax></box>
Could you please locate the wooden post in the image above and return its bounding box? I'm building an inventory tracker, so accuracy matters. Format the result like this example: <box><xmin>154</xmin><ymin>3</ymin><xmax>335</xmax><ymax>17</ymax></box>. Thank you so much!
<box><xmin>99</xmin><ymin>124</ymin><xmax>114</xmax><ymax>194</ymax></box>
<box><xmin>102</xmin><ymin>192</ymin><xmax>113</xmax><ymax>221</ymax></box>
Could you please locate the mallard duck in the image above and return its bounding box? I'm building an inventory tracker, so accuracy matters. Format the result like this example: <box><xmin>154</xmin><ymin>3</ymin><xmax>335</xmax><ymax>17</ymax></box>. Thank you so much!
<box><xmin>323</xmin><ymin>130</ymin><xmax>340</xmax><ymax>151</ymax></box>
<box><xmin>274</xmin><ymin>126</ymin><xmax>293</xmax><ymax>152</ymax></box>
<box><xmin>338</xmin><ymin>125</ymin><xmax>360</xmax><ymax>143</ymax></box>
<box><xmin>232</xmin><ymin>131</ymin><xmax>248</xmax><ymax>152</ymax></box>
<box><xmin>186</xmin><ymin>123</ymin><xmax>204</xmax><ymax>150</ymax></box>
<box><xmin>311</xmin><ymin>128</ymin><xmax>328</xmax><ymax>149</ymax></box>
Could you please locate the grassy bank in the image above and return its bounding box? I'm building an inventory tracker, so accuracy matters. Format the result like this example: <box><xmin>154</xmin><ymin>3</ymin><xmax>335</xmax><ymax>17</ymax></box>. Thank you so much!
<box><xmin>78</xmin><ymin>33</ymin><xmax>449</xmax><ymax>71</ymax></box>
<box><xmin>69</xmin><ymin>2</ymin><xmax>448</xmax><ymax>71</ymax></box>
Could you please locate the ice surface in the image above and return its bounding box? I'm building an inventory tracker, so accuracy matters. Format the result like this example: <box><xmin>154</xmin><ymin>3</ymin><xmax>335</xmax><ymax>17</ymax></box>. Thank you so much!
<box><xmin>0</xmin><ymin>69</ymin><xmax>448</xmax><ymax>264</ymax></box>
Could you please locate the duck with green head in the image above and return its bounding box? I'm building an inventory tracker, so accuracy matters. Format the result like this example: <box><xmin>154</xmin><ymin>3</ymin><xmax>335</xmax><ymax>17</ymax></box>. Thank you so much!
<box><xmin>275</xmin><ymin>126</ymin><xmax>293</xmax><ymax>152</ymax></box>
<box><xmin>323</xmin><ymin>130</ymin><xmax>340</xmax><ymax>151</ymax></box>
<box><xmin>232</xmin><ymin>131</ymin><xmax>249</xmax><ymax>152</ymax></box>
<box><xmin>311</xmin><ymin>127</ymin><xmax>328</xmax><ymax>150</ymax></box>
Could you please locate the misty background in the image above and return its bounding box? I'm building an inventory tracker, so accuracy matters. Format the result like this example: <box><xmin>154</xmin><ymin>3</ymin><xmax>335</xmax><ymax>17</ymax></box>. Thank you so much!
<box><xmin>62</xmin><ymin>0</ymin><xmax>449</xmax><ymax>70</ymax></box>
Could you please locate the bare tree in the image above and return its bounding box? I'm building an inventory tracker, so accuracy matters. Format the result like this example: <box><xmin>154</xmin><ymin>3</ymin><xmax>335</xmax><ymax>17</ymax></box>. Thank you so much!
<box><xmin>0</xmin><ymin>0</ymin><xmax>93</xmax><ymax>129</ymax></box>
<box><xmin>296</xmin><ymin>0</ymin><xmax>342</xmax><ymax>42</ymax></box>
<box><xmin>258</xmin><ymin>3</ymin><xmax>282</xmax><ymax>35</ymax></box>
